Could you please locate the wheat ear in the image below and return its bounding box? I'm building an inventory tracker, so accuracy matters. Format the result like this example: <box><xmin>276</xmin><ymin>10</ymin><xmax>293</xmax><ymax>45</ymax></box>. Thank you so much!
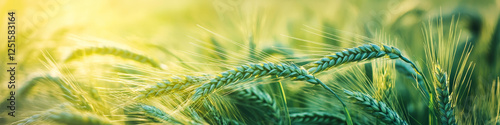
<box><xmin>137</xmin><ymin>75</ymin><xmax>208</xmax><ymax>98</ymax></box>
<box><xmin>192</xmin><ymin>62</ymin><xmax>352</xmax><ymax>124</ymax></box>
<box><xmin>344</xmin><ymin>89</ymin><xmax>407</xmax><ymax>125</ymax></box>
<box><xmin>290</xmin><ymin>112</ymin><xmax>345</xmax><ymax>124</ymax></box>
<box><xmin>306</xmin><ymin>44</ymin><xmax>410</xmax><ymax>73</ymax></box>
<box><xmin>125</xmin><ymin>104</ymin><xmax>180</xmax><ymax>124</ymax></box>
<box><xmin>308</xmin><ymin>44</ymin><xmax>430</xmax><ymax>97</ymax></box>
<box><xmin>48</xmin><ymin>111</ymin><xmax>111</xmax><ymax>125</ymax></box>
<box><xmin>65</xmin><ymin>47</ymin><xmax>162</xmax><ymax>69</ymax></box>
<box><xmin>192</xmin><ymin>62</ymin><xmax>318</xmax><ymax>100</ymax></box>
<box><xmin>434</xmin><ymin>66</ymin><xmax>456</xmax><ymax>125</ymax></box>
<box><xmin>231</xmin><ymin>87</ymin><xmax>278</xmax><ymax>123</ymax></box>
<box><xmin>52</xmin><ymin>76</ymin><xmax>92</xmax><ymax>110</ymax></box>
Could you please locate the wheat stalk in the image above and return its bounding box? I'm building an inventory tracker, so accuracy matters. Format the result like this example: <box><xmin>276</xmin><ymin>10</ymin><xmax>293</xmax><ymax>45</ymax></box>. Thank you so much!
<box><xmin>434</xmin><ymin>66</ymin><xmax>456</xmax><ymax>125</ymax></box>
<box><xmin>137</xmin><ymin>75</ymin><xmax>209</xmax><ymax>98</ymax></box>
<box><xmin>65</xmin><ymin>47</ymin><xmax>162</xmax><ymax>69</ymax></box>
<box><xmin>290</xmin><ymin>112</ymin><xmax>345</xmax><ymax>124</ymax></box>
<box><xmin>344</xmin><ymin>89</ymin><xmax>407</xmax><ymax>125</ymax></box>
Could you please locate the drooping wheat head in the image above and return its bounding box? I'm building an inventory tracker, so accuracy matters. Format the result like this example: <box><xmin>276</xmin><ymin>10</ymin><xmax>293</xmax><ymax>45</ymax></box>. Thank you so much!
<box><xmin>344</xmin><ymin>89</ymin><xmax>407</xmax><ymax>125</ymax></box>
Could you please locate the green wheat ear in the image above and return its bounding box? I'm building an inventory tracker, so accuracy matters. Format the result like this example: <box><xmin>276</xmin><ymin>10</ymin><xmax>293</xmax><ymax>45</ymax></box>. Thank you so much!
<box><xmin>434</xmin><ymin>66</ymin><xmax>456</xmax><ymax>125</ymax></box>
<box><xmin>230</xmin><ymin>87</ymin><xmax>279</xmax><ymax>123</ymax></box>
<box><xmin>290</xmin><ymin>112</ymin><xmax>346</xmax><ymax>124</ymax></box>
<box><xmin>190</xmin><ymin>62</ymin><xmax>353</xmax><ymax>125</ymax></box>
<box><xmin>65</xmin><ymin>47</ymin><xmax>162</xmax><ymax>69</ymax></box>
<box><xmin>124</xmin><ymin>104</ymin><xmax>180</xmax><ymax>124</ymax></box>
<box><xmin>137</xmin><ymin>75</ymin><xmax>209</xmax><ymax>98</ymax></box>
<box><xmin>344</xmin><ymin>89</ymin><xmax>407</xmax><ymax>125</ymax></box>
<box><xmin>306</xmin><ymin>44</ymin><xmax>429</xmax><ymax>95</ymax></box>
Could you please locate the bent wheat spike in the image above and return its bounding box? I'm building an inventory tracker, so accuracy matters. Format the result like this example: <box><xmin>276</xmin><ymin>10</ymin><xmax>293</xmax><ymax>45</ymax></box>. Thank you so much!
<box><xmin>434</xmin><ymin>66</ymin><xmax>456</xmax><ymax>125</ymax></box>
<box><xmin>125</xmin><ymin>104</ymin><xmax>180</xmax><ymax>124</ymax></box>
<box><xmin>65</xmin><ymin>47</ymin><xmax>161</xmax><ymax>69</ymax></box>
<box><xmin>192</xmin><ymin>62</ymin><xmax>353</xmax><ymax>124</ymax></box>
<box><xmin>139</xmin><ymin>104</ymin><xmax>180</xmax><ymax>124</ymax></box>
<box><xmin>138</xmin><ymin>75</ymin><xmax>209</xmax><ymax>98</ymax></box>
<box><xmin>290</xmin><ymin>112</ymin><xmax>345</xmax><ymax>124</ymax></box>
<box><xmin>48</xmin><ymin>111</ymin><xmax>111</xmax><ymax>125</ymax></box>
<box><xmin>307</xmin><ymin>44</ymin><xmax>416</xmax><ymax>74</ymax></box>
<box><xmin>231</xmin><ymin>87</ymin><xmax>278</xmax><ymax>123</ymax></box>
<box><xmin>192</xmin><ymin>62</ymin><xmax>318</xmax><ymax>100</ymax></box>
<box><xmin>307</xmin><ymin>44</ymin><xmax>430</xmax><ymax>97</ymax></box>
<box><xmin>344</xmin><ymin>89</ymin><xmax>407</xmax><ymax>125</ymax></box>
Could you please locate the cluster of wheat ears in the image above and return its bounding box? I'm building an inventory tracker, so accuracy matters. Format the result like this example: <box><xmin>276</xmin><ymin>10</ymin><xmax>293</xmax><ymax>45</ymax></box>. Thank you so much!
<box><xmin>2</xmin><ymin>17</ymin><xmax>499</xmax><ymax>125</ymax></box>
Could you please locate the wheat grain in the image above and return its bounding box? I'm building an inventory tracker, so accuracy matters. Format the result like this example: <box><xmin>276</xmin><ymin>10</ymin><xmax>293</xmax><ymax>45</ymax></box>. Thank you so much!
<box><xmin>137</xmin><ymin>75</ymin><xmax>209</xmax><ymax>98</ymax></box>
<box><xmin>434</xmin><ymin>66</ymin><xmax>456</xmax><ymax>125</ymax></box>
<box><xmin>65</xmin><ymin>47</ymin><xmax>162</xmax><ymax>69</ymax></box>
<box><xmin>344</xmin><ymin>89</ymin><xmax>407</xmax><ymax>125</ymax></box>
<box><xmin>290</xmin><ymin>112</ymin><xmax>345</xmax><ymax>124</ymax></box>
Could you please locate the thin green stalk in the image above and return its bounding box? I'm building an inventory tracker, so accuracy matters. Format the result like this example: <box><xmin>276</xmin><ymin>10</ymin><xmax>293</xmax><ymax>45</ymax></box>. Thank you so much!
<box><xmin>278</xmin><ymin>81</ymin><xmax>290</xmax><ymax>125</ymax></box>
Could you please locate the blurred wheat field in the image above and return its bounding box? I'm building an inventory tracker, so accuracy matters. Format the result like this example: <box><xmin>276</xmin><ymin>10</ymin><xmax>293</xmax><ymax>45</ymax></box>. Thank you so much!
<box><xmin>0</xmin><ymin>0</ymin><xmax>499</xmax><ymax>124</ymax></box>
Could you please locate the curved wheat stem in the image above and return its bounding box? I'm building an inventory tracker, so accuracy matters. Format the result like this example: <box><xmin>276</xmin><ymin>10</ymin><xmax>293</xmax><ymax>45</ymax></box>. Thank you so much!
<box><xmin>344</xmin><ymin>89</ymin><xmax>407</xmax><ymax>125</ymax></box>
<box><xmin>290</xmin><ymin>112</ymin><xmax>345</xmax><ymax>124</ymax></box>
<box><xmin>434</xmin><ymin>66</ymin><xmax>456</xmax><ymax>125</ymax></box>
<box><xmin>231</xmin><ymin>87</ymin><xmax>278</xmax><ymax>123</ymax></box>
<box><xmin>65</xmin><ymin>47</ymin><xmax>162</xmax><ymax>69</ymax></box>
<box><xmin>137</xmin><ymin>75</ymin><xmax>209</xmax><ymax>98</ymax></box>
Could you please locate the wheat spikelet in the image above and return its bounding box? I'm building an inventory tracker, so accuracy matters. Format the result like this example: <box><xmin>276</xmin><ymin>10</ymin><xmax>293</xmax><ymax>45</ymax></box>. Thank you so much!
<box><xmin>192</xmin><ymin>62</ymin><xmax>318</xmax><ymax>101</ymax></box>
<box><xmin>137</xmin><ymin>75</ymin><xmax>209</xmax><ymax>98</ymax></box>
<box><xmin>344</xmin><ymin>89</ymin><xmax>407</xmax><ymax>125</ymax></box>
<box><xmin>230</xmin><ymin>87</ymin><xmax>278</xmax><ymax>123</ymax></box>
<box><xmin>434</xmin><ymin>66</ymin><xmax>456</xmax><ymax>125</ymax></box>
<box><xmin>290</xmin><ymin>112</ymin><xmax>345</xmax><ymax>125</ymax></box>
<box><xmin>65</xmin><ymin>47</ymin><xmax>162</xmax><ymax>69</ymax></box>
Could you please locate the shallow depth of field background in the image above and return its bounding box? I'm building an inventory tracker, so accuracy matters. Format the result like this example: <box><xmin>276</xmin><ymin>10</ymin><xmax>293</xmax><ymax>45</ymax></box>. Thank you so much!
<box><xmin>0</xmin><ymin>0</ymin><xmax>499</xmax><ymax>124</ymax></box>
